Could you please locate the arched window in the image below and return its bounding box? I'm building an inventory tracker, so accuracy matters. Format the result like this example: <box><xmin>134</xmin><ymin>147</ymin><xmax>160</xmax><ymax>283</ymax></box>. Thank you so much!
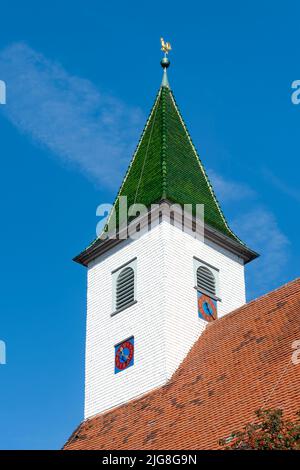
<box><xmin>196</xmin><ymin>265</ymin><xmax>216</xmax><ymax>297</ymax></box>
<box><xmin>116</xmin><ymin>267</ymin><xmax>135</xmax><ymax>311</ymax></box>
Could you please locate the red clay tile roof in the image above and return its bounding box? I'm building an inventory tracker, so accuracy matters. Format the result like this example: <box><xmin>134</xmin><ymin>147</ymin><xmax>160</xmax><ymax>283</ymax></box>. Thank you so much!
<box><xmin>64</xmin><ymin>278</ymin><xmax>300</xmax><ymax>450</ymax></box>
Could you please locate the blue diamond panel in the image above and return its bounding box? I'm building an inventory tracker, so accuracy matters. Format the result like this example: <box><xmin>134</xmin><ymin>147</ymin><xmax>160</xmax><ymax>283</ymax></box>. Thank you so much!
<box><xmin>197</xmin><ymin>292</ymin><xmax>217</xmax><ymax>322</ymax></box>
<box><xmin>115</xmin><ymin>336</ymin><xmax>134</xmax><ymax>374</ymax></box>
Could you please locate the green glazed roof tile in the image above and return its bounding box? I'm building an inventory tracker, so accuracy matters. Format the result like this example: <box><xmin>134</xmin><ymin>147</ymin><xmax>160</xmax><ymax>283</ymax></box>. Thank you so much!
<box><xmin>106</xmin><ymin>85</ymin><xmax>242</xmax><ymax>243</ymax></box>
<box><xmin>81</xmin><ymin>82</ymin><xmax>250</xmax><ymax>257</ymax></box>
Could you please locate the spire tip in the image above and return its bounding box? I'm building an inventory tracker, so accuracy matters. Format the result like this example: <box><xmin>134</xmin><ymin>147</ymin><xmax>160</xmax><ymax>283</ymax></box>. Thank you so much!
<box><xmin>160</xmin><ymin>38</ymin><xmax>171</xmax><ymax>88</ymax></box>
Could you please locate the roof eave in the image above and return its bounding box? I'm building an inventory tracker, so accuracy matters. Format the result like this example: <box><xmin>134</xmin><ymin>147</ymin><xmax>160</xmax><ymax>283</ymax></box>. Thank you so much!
<box><xmin>73</xmin><ymin>201</ymin><xmax>259</xmax><ymax>267</ymax></box>
<box><xmin>203</xmin><ymin>223</ymin><xmax>259</xmax><ymax>264</ymax></box>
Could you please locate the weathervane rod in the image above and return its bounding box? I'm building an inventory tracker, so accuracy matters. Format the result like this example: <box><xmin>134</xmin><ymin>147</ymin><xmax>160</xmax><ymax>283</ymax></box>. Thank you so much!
<box><xmin>160</xmin><ymin>37</ymin><xmax>171</xmax><ymax>88</ymax></box>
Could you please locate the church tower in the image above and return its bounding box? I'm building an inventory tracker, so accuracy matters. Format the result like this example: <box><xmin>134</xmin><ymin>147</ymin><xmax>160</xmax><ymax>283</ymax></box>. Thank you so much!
<box><xmin>74</xmin><ymin>42</ymin><xmax>258</xmax><ymax>419</ymax></box>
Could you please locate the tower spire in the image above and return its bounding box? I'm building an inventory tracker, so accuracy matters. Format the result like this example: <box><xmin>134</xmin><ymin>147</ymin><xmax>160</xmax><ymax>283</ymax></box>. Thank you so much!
<box><xmin>74</xmin><ymin>39</ymin><xmax>258</xmax><ymax>266</ymax></box>
<box><xmin>160</xmin><ymin>37</ymin><xmax>171</xmax><ymax>88</ymax></box>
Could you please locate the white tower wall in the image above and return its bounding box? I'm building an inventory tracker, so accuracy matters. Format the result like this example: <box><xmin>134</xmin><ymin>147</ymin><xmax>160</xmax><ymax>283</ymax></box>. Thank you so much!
<box><xmin>84</xmin><ymin>221</ymin><xmax>246</xmax><ymax>419</ymax></box>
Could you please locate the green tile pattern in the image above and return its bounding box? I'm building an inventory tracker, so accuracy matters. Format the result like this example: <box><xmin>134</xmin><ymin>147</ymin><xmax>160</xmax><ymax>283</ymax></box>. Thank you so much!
<box><xmin>110</xmin><ymin>86</ymin><xmax>241</xmax><ymax>242</ymax></box>
<box><xmin>85</xmin><ymin>85</ymin><xmax>245</xmax><ymax>251</ymax></box>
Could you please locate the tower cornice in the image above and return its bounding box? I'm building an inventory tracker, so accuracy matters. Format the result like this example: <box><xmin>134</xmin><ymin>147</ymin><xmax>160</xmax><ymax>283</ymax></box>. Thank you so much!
<box><xmin>73</xmin><ymin>200</ymin><xmax>258</xmax><ymax>267</ymax></box>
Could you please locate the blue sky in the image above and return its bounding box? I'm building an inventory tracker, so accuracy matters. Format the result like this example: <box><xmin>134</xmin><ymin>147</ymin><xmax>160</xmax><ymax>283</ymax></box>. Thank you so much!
<box><xmin>0</xmin><ymin>0</ymin><xmax>299</xmax><ymax>449</ymax></box>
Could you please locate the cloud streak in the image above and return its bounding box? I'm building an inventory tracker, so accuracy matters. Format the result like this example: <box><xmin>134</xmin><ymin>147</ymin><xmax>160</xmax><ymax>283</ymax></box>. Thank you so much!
<box><xmin>0</xmin><ymin>43</ymin><xmax>291</xmax><ymax>300</ymax></box>
<box><xmin>262</xmin><ymin>168</ymin><xmax>300</xmax><ymax>203</ymax></box>
<box><xmin>231</xmin><ymin>208</ymin><xmax>290</xmax><ymax>299</ymax></box>
<box><xmin>207</xmin><ymin>169</ymin><xmax>290</xmax><ymax>299</ymax></box>
<box><xmin>207</xmin><ymin>168</ymin><xmax>256</xmax><ymax>203</ymax></box>
<box><xmin>0</xmin><ymin>42</ymin><xmax>143</xmax><ymax>187</ymax></box>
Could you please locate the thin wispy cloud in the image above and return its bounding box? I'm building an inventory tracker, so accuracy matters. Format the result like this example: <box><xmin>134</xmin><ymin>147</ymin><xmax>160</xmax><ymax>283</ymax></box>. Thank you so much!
<box><xmin>262</xmin><ymin>168</ymin><xmax>300</xmax><ymax>203</ymax></box>
<box><xmin>0</xmin><ymin>42</ymin><xmax>143</xmax><ymax>187</ymax></box>
<box><xmin>232</xmin><ymin>207</ymin><xmax>290</xmax><ymax>299</ymax></box>
<box><xmin>208</xmin><ymin>169</ymin><xmax>290</xmax><ymax>299</ymax></box>
<box><xmin>0</xmin><ymin>43</ymin><xmax>291</xmax><ymax>299</ymax></box>
<box><xmin>207</xmin><ymin>169</ymin><xmax>256</xmax><ymax>203</ymax></box>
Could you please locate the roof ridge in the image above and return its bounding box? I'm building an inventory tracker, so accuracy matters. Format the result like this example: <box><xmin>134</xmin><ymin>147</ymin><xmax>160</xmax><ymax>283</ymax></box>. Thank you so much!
<box><xmin>82</xmin><ymin>279</ymin><xmax>300</xmax><ymax>424</ymax></box>
<box><xmin>133</xmin><ymin>90</ymin><xmax>161</xmax><ymax>204</ymax></box>
<box><xmin>75</xmin><ymin>79</ymin><xmax>258</xmax><ymax>260</ymax></box>
<box><xmin>64</xmin><ymin>275</ymin><xmax>300</xmax><ymax>449</ymax></box>
<box><xmin>168</xmin><ymin>90</ymin><xmax>243</xmax><ymax>245</ymax></box>
<box><xmin>112</xmin><ymin>87</ymin><xmax>162</xmax><ymax>213</ymax></box>
<box><xmin>87</xmin><ymin>88</ymin><xmax>163</xmax><ymax>248</ymax></box>
<box><xmin>161</xmin><ymin>87</ymin><xmax>168</xmax><ymax>199</ymax></box>
<box><xmin>243</xmin><ymin>276</ymin><xmax>300</xmax><ymax>309</ymax></box>
<box><xmin>207</xmin><ymin>276</ymin><xmax>300</xmax><ymax>328</ymax></box>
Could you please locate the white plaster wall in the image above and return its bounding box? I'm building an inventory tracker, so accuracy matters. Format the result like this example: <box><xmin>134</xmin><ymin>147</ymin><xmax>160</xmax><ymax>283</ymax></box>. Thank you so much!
<box><xmin>85</xmin><ymin>224</ymin><xmax>167</xmax><ymax>419</ymax></box>
<box><xmin>162</xmin><ymin>222</ymin><xmax>246</xmax><ymax>379</ymax></box>
<box><xmin>84</xmin><ymin>221</ymin><xmax>246</xmax><ymax>418</ymax></box>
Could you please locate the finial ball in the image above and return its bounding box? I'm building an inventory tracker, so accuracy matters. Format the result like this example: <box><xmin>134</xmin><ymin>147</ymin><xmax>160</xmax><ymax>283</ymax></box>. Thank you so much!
<box><xmin>161</xmin><ymin>57</ymin><xmax>170</xmax><ymax>69</ymax></box>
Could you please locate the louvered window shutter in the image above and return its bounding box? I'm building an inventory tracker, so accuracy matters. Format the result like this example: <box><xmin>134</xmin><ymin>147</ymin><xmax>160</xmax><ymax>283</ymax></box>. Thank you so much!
<box><xmin>196</xmin><ymin>266</ymin><xmax>216</xmax><ymax>297</ymax></box>
<box><xmin>116</xmin><ymin>267</ymin><xmax>135</xmax><ymax>311</ymax></box>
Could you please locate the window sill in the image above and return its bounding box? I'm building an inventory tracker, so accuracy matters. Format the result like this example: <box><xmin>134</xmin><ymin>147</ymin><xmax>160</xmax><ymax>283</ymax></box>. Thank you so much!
<box><xmin>111</xmin><ymin>300</ymin><xmax>137</xmax><ymax>317</ymax></box>
<box><xmin>194</xmin><ymin>286</ymin><xmax>221</xmax><ymax>302</ymax></box>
